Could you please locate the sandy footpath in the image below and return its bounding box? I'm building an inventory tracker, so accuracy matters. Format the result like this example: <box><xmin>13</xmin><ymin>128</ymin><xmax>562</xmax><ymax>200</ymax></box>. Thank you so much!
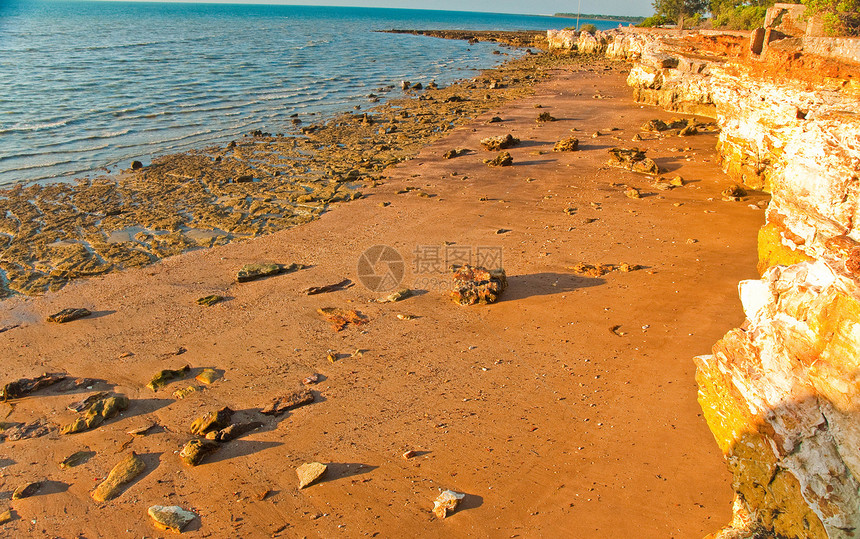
<box><xmin>0</xmin><ymin>60</ymin><xmax>765</xmax><ymax>538</ymax></box>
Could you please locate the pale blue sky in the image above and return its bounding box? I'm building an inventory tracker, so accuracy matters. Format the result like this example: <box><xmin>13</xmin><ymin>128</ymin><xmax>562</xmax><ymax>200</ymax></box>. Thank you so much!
<box><xmin>96</xmin><ymin>0</ymin><xmax>656</xmax><ymax>17</ymax></box>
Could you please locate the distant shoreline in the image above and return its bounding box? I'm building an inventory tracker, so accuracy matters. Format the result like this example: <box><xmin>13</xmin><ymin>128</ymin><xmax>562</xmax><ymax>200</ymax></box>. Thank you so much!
<box><xmin>553</xmin><ymin>13</ymin><xmax>645</xmax><ymax>24</ymax></box>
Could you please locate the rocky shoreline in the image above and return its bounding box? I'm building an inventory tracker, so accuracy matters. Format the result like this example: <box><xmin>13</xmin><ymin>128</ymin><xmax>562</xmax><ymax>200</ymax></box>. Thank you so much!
<box><xmin>0</xmin><ymin>47</ymin><xmax>598</xmax><ymax>298</ymax></box>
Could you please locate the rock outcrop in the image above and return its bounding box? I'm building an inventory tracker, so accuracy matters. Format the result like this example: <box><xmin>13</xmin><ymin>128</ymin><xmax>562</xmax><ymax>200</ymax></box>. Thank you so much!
<box><xmin>552</xmin><ymin>13</ymin><xmax>860</xmax><ymax>538</ymax></box>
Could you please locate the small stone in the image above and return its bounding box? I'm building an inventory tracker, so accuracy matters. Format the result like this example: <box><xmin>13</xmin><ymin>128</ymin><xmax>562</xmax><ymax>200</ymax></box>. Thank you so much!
<box><xmin>179</xmin><ymin>439</ymin><xmax>220</xmax><ymax>466</ymax></box>
<box><xmin>12</xmin><ymin>481</ymin><xmax>41</xmax><ymax>500</ymax></box>
<box><xmin>146</xmin><ymin>365</ymin><xmax>190</xmax><ymax>391</ymax></box>
<box><xmin>195</xmin><ymin>368</ymin><xmax>222</xmax><ymax>385</ymax></box>
<box><xmin>261</xmin><ymin>389</ymin><xmax>314</xmax><ymax>416</ymax></box>
<box><xmin>47</xmin><ymin>308</ymin><xmax>91</xmax><ymax>323</ymax></box>
<box><xmin>396</xmin><ymin>313</ymin><xmax>417</xmax><ymax>320</ymax></box>
<box><xmin>669</xmin><ymin>176</ymin><xmax>685</xmax><ymax>186</ymax></box>
<box><xmin>624</xmin><ymin>188</ymin><xmax>641</xmax><ymax>199</ymax></box>
<box><xmin>402</xmin><ymin>450</ymin><xmax>419</xmax><ymax>459</ymax></box>
<box><xmin>59</xmin><ymin>450</ymin><xmax>95</xmax><ymax>469</ymax></box>
<box><xmin>302</xmin><ymin>373</ymin><xmax>321</xmax><ymax>385</ymax></box>
<box><xmin>433</xmin><ymin>490</ymin><xmax>466</xmax><ymax>518</ymax></box>
<box><xmin>130</xmin><ymin>160</ymin><xmax>143</xmax><ymax>170</ymax></box>
<box><xmin>190</xmin><ymin>407</ymin><xmax>233</xmax><ymax>435</ymax></box>
<box><xmin>172</xmin><ymin>386</ymin><xmax>203</xmax><ymax>400</ymax></box>
<box><xmin>127</xmin><ymin>423</ymin><xmax>158</xmax><ymax>436</ymax></box>
<box><xmin>536</xmin><ymin>112</ymin><xmax>556</xmax><ymax>123</ymax></box>
<box><xmin>377</xmin><ymin>288</ymin><xmax>412</xmax><ymax>303</ymax></box>
<box><xmin>92</xmin><ymin>452</ymin><xmax>146</xmax><ymax>502</ymax></box>
<box><xmin>237</xmin><ymin>262</ymin><xmax>304</xmax><ymax>283</ymax></box>
<box><xmin>443</xmin><ymin>148</ymin><xmax>468</xmax><ymax>159</ymax></box>
<box><xmin>196</xmin><ymin>295</ymin><xmax>224</xmax><ymax>307</ymax></box>
<box><xmin>205</xmin><ymin>421</ymin><xmax>263</xmax><ymax>442</ymax></box>
<box><xmin>297</xmin><ymin>462</ymin><xmax>327</xmax><ymax>489</ymax></box>
<box><xmin>148</xmin><ymin>505</ymin><xmax>197</xmax><ymax>533</ymax></box>
<box><xmin>486</xmin><ymin>151</ymin><xmax>513</xmax><ymax>167</ymax></box>
<box><xmin>450</xmin><ymin>266</ymin><xmax>507</xmax><ymax>306</ymax></box>
<box><xmin>0</xmin><ymin>509</ymin><xmax>14</xmax><ymax>525</ymax></box>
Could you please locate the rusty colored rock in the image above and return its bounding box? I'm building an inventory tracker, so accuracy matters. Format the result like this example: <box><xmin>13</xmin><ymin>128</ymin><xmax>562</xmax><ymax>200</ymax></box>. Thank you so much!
<box><xmin>606</xmin><ymin>148</ymin><xmax>660</xmax><ymax>175</ymax></box>
<box><xmin>46</xmin><ymin>308</ymin><xmax>91</xmax><ymax>323</ymax></box>
<box><xmin>536</xmin><ymin>112</ymin><xmax>556</xmax><ymax>122</ymax></box>
<box><xmin>479</xmin><ymin>134</ymin><xmax>519</xmax><ymax>151</ymax></box>
<box><xmin>485</xmin><ymin>151</ymin><xmax>513</xmax><ymax>167</ymax></box>
<box><xmin>92</xmin><ymin>452</ymin><xmax>145</xmax><ymax>502</ymax></box>
<box><xmin>552</xmin><ymin>137</ymin><xmax>579</xmax><ymax>152</ymax></box>
<box><xmin>261</xmin><ymin>389</ymin><xmax>314</xmax><ymax>416</ymax></box>
<box><xmin>450</xmin><ymin>265</ymin><xmax>507</xmax><ymax>306</ymax></box>
<box><xmin>317</xmin><ymin>307</ymin><xmax>368</xmax><ymax>332</ymax></box>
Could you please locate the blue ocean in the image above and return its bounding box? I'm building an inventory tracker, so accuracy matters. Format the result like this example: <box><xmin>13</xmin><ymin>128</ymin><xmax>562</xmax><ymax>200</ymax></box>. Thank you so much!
<box><xmin>0</xmin><ymin>1</ymin><xmax>617</xmax><ymax>186</ymax></box>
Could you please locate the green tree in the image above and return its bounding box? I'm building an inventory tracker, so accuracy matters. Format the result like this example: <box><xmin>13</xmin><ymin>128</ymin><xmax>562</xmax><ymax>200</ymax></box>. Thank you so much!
<box><xmin>803</xmin><ymin>0</ymin><xmax>860</xmax><ymax>35</ymax></box>
<box><xmin>652</xmin><ymin>0</ymin><xmax>710</xmax><ymax>28</ymax></box>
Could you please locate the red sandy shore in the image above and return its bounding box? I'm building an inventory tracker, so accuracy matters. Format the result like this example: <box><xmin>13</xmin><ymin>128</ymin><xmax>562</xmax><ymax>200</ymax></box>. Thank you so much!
<box><xmin>0</xmin><ymin>60</ymin><xmax>764</xmax><ymax>537</ymax></box>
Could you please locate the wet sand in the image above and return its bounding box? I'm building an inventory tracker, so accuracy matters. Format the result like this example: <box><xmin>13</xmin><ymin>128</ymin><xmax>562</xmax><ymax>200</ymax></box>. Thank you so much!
<box><xmin>0</xmin><ymin>56</ymin><xmax>765</xmax><ymax>537</ymax></box>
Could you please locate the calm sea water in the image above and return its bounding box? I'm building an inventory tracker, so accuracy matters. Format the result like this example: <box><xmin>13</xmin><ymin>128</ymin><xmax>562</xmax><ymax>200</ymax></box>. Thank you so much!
<box><xmin>0</xmin><ymin>1</ymin><xmax>617</xmax><ymax>186</ymax></box>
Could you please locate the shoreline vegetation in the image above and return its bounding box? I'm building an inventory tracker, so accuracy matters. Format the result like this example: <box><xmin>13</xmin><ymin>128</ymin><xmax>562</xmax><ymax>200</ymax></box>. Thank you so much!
<box><xmin>0</xmin><ymin>31</ymin><xmax>577</xmax><ymax>298</ymax></box>
<box><xmin>553</xmin><ymin>13</ymin><xmax>646</xmax><ymax>24</ymax></box>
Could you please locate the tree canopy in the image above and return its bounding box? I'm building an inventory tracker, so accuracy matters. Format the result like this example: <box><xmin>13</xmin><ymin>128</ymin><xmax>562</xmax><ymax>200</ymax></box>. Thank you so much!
<box><xmin>651</xmin><ymin>0</ymin><xmax>710</xmax><ymax>27</ymax></box>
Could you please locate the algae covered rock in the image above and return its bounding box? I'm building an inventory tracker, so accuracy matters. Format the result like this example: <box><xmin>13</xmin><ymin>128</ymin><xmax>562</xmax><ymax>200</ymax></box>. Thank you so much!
<box><xmin>196</xmin><ymin>294</ymin><xmax>224</xmax><ymax>307</ymax></box>
<box><xmin>297</xmin><ymin>462</ymin><xmax>327</xmax><ymax>488</ymax></box>
<box><xmin>189</xmin><ymin>406</ymin><xmax>233</xmax><ymax>436</ymax></box>
<box><xmin>91</xmin><ymin>452</ymin><xmax>145</xmax><ymax>502</ymax></box>
<box><xmin>148</xmin><ymin>505</ymin><xmax>196</xmax><ymax>533</ymax></box>
<box><xmin>46</xmin><ymin>308</ymin><xmax>91</xmax><ymax>323</ymax></box>
<box><xmin>1</xmin><ymin>372</ymin><xmax>67</xmax><ymax>400</ymax></box>
<box><xmin>179</xmin><ymin>439</ymin><xmax>220</xmax><ymax>466</ymax></box>
<box><xmin>236</xmin><ymin>262</ymin><xmax>305</xmax><ymax>282</ymax></box>
<box><xmin>450</xmin><ymin>265</ymin><xmax>507</xmax><ymax>305</ymax></box>
<box><xmin>59</xmin><ymin>450</ymin><xmax>95</xmax><ymax>469</ymax></box>
<box><xmin>195</xmin><ymin>368</ymin><xmax>222</xmax><ymax>385</ymax></box>
<box><xmin>62</xmin><ymin>394</ymin><xmax>129</xmax><ymax>434</ymax></box>
<box><xmin>205</xmin><ymin>421</ymin><xmax>264</xmax><ymax>442</ymax></box>
<box><xmin>146</xmin><ymin>365</ymin><xmax>190</xmax><ymax>391</ymax></box>
<box><xmin>11</xmin><ymin>481</ymin><xmax>41</xmax><ymax>500</ymax></box>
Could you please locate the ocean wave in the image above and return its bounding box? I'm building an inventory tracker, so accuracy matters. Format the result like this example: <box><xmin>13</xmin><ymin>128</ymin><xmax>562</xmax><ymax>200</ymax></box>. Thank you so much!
<box><xmin>0</xmin><ymin>119</ymin><xmax>70</xmax><ymax>135</ymax></box>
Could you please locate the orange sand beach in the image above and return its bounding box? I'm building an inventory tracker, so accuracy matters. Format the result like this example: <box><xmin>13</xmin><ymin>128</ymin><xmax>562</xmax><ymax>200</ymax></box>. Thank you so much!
<box><xmin>0</xmin><ymin>55</ymin><xmax>766</xmax><ymax>537</ymax></box>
